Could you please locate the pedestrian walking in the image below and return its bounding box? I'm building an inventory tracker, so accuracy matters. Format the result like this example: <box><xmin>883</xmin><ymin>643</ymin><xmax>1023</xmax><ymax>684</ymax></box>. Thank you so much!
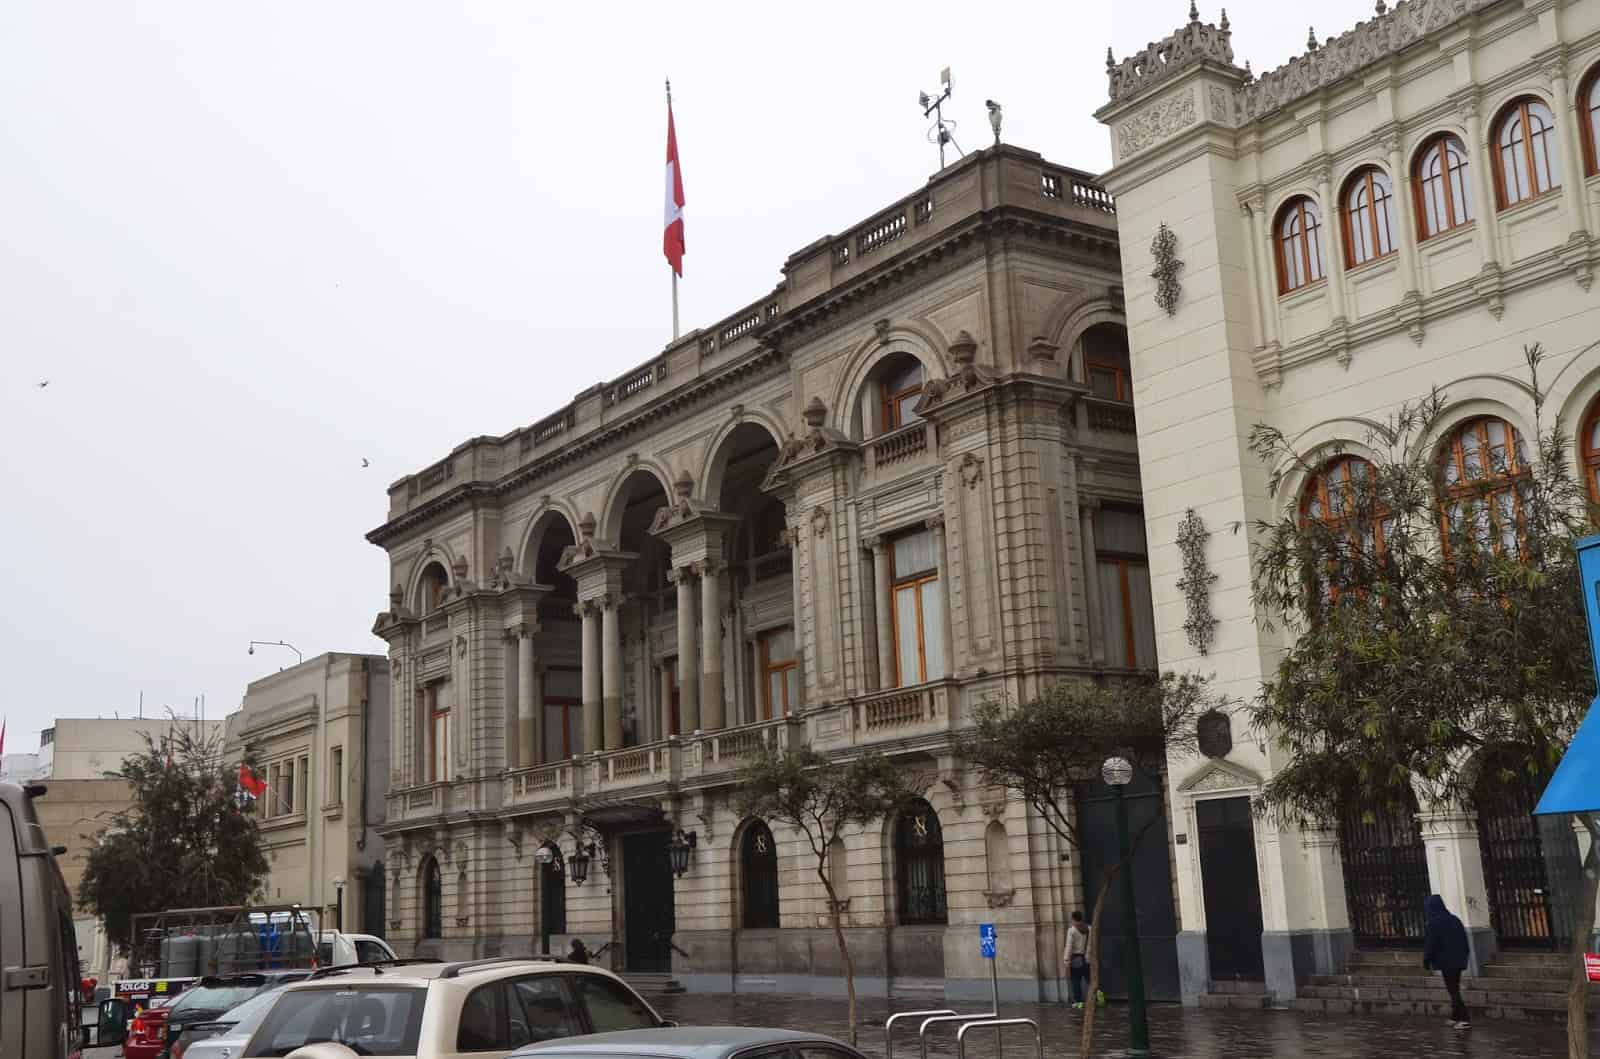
<box><xmin>1064</xmin><ymin>911</ymin><xmax>1092</xmax><ymax>1009</ymax></box>
<box><xmin>567</xmin><ymin>938</ymin><xmax>589</xmax><ymax>965</ymax></box>
<box><xmin>1422</xmin><ymin>894</ymin><xmax>1471</xmax><ymax>1029</ymax></box>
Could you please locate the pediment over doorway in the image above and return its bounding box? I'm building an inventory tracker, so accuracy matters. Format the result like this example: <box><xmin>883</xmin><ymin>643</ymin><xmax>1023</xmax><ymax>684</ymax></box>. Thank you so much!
<box><xmin>1177</xmin><ymin>757</ymin><xmax>1263</xmax><ymax>794</ymax></box>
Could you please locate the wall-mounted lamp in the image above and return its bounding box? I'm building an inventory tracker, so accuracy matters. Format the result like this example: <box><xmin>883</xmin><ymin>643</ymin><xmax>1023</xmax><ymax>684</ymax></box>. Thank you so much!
<box><xmin>668</xmin><ymin>829</ymin><xmax>698</xmax><ymax>878</ymax></box>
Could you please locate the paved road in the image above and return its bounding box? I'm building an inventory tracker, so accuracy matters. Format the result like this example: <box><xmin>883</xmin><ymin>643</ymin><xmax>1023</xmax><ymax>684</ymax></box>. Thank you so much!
<box><xmin>654</xmin><ymin>993</ymin><xmax>1588</xmax><ymax>1058</ymax></box>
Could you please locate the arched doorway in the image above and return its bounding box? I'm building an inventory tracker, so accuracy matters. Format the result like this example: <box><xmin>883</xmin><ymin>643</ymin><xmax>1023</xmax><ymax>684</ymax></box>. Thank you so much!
<box><xmin>420</xmin><ymin>856</ymin><xmax>443</xmax><ymax>939</ymax></box>
<box><xmin>530</xmin><ymin>514</ymin><xmax>582</xmax><ymax>764</ymax></box>
<box><xmin>1339</xmin><ymin>790</ymin><xmax>1431</xmax><ymax>946</ymax></box>
<box><xmin>537</xmin><ymin>843</ymin><xmax>566</xmax><ymax>953</ymax></box>
<box><xmin>1474</xmin><ymin>748</ymin><xmax>1580</xmax><ymax>948</ymax></box>
<box><xmin>611</xmin><ymin>470</ymin><xmax>671</xmax><ymax>746</ymax></box>
<box><xmin>740</xmin><ymin>821</ymin><xmax>780</xmax><ymax>929</ymax></box>
<box><xmin>894</xmin><ymin>799</ymin><xmax>948</xmax><ymax>925</ymax></box>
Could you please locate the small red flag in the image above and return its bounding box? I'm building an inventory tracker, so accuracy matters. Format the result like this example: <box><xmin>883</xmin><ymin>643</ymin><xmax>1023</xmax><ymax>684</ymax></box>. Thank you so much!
<box><xmin>663</xmin><ymin>97</ymin><xmax>686</xmax><ymax>277</ymax></box>
<box><xmin>238</xmin><ymin>763</ymin><xmax>267</xmax><ymax>798</ymax></box>
<box><xmin>0</xmin><ymin>717</ymin><xmax>6</xmax><ymax>758</ymax></box>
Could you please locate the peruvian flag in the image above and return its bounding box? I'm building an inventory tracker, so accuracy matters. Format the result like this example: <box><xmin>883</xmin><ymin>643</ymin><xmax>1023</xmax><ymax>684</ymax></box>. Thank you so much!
<box><xmin>663</xmin><ymin>97</ymin><xmax>686</xmax><ymax>277</ymax></box>
<box><xmin>238</xmin><ymin>762</ymin><xmax>267</xmax><ymax>799</ymax></box>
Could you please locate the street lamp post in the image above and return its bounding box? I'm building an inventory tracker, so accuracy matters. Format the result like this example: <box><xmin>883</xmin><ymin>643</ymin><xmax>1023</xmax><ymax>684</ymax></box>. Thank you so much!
<box><xmin>534</xmin><ymin>845</ymin><xmax>557</xmax><ymax>956</ymax></box>
<box><xmin>1102</xmin><ymin>756</ymin><xmax>1150</xmax><ymax>1058</ymax></box>
<box><xmin>248</xmin><ymin>641</ymin><xmax>304</xmax><ymax>665</ymax></box>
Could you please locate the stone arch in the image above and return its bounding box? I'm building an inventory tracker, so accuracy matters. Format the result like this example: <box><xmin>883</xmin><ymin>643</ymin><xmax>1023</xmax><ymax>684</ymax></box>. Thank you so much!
<box><xmin>831</xmin><ymin>321</ymin><xmax>952</xmax><ymax>441</ymax></box>
<box><xmin>418</xmin><ymin>854</ymin><xmax>443</xmax><ymax>940</ymax></box>
<box><xmin>1266</xmin><ymin>184</ymin><xmax>1324</xmax><ymax>224</ymax></box>
<box><xmin>515</xmin><ymin>501</ymin><xmax>584</xmax><ymax>576</ymax></box>
<box><xmin>891</xmin><ymin>797</ymin><xmax>948</xmax><ymax>925</ymax></box>
<box><xmin>408</xmin><ymin>549</ymin><xmax>455</xmax><ymax>614</ymax></box>
<box><xmin>1410</xmin><ymin>379</ymin><xmax>1538</xmax><ymax>466</ymax></box>
<box><xmin>1272</xmin><ymin>417</ymin><xmax>1387</xmax><ymax>514</ymax></box>
<box><xmin>1406</xmin><ymin>124</ymin><xmax>1473</xmax><ymax>173</ymax></box>
<box><xmin>599</xmin><ymin>462</ymin><xmax>675</xmax><ymax>545</ymax></box>
<box><xmin>1047</xmin><ymin>295</ymin><xmax>1125</xmax><ymax>384</ymax></box>
<box><xmin>699</xmin><ymin>414</ymin><xmax>786</xmax><ymax>507</ymax></box>
<box><xmin>1333</xmin><ymin>158</ymin><xmax>1393</xmax><ymax>200</ymax></box>
<box><xmin>734</xmin><ymin>817</ymin><xmax>781</xmax><ymax>930</ymax></box>
<box><xmin>1544</xmin><ymin>356</ymin><xmax>1600</xmax><ymax>470</ymax></box>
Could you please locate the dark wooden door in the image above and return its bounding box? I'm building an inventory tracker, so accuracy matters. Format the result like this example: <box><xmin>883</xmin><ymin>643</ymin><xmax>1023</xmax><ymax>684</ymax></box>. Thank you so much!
<box><xmin>1196</xmin><ymin>797</ymin><xmax>1264</xmax><ymax>981</ymax></box>
<box><xmin>1076</xmin><ymin>774</ymin><xmax>1180</xmax><ymax>1001</ymax></box>
<box><xmin>622</xmin><ymin>832</ymin><xmax>675</xmax><ymax>972</ymax></box>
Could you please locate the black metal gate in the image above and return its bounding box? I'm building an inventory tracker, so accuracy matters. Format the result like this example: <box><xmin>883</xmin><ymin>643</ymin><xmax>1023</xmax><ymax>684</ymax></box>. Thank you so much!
<box><xmin>622</xmin><ymin>831</ymin><xmax>675</xmax><ymax>972</ymax></box>
<box><xmin>1475</xmin><ymin>764</ymin><xmax>1579</xmax><ymax>949</ymax></box>
<box><xmin>360</xmin><ymin>863</ymin><xmax>386</xmax><ymax>939</ymax></box>
<box><xmin>1196</xmin><ymin>796</ymin><xmax>1264</xmax><ymax>982</ymax></box>
<box><xmin>1076</xmin><ymin>773</ymin><xmax>1180</xmax><ymax>1001</ymax></box>
<box><xmin>1340</xmin><ymin>796</ymin><xmax>1430</xmax><ymax>945</ymax></box>
<box><xmin>539</xmin><ymin>849</ymin><xmax>567</xmax><ymax>948</ymax></box>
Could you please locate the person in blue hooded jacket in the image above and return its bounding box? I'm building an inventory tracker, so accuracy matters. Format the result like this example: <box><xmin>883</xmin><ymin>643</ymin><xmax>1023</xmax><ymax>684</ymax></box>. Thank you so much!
<box><xmin>1422</xmin><ymin>894</ymin><xmax>1471</xmax><ymax>1029</ymax></box>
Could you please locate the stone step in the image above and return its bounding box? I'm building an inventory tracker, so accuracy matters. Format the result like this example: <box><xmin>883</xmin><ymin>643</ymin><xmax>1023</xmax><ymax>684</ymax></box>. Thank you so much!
<box><xmin>1289</xmin><ymin>995</ymin><xmax>1577</xmax><ymax>1024</ymax></box>
<box><xmin>1313</xmin><ymin>973</ymin><xmax>1586</xmax><ymax>994</ymax></box>
<box><xmin>1207</xmin><ymin>980</ymin><xmax>1268</xmax><ymax>995</ymax></box>
<box><xmin>1299</xmin><ymin>983</ymin><xmax>1570</xmax><ymax>1009</ymax></box>
<box><xmin>1197</xmin><ymin>992</ymin><xmax>1270</xmax><ymax>1010</ymax></box>
<box><xmin>621</xmin><ymin>973</ymin><xmax>686</xmax><ymax>995</ymax></box>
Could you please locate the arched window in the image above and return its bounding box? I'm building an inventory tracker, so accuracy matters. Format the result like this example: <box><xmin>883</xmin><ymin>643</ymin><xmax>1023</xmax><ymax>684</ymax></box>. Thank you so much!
<box><xmin>1341</xmin><ymin>168</ymin><xmax>1396</xmax><ymax>268</ymax></box>
<box><xmin>1438</xmin><ymin>417</ymin><xmax>1531</xmax><ymax>556</ymax></box>
<box><xmin>1582</xmin><ymin>398</ymin><xmax>1600</xmax><ymax>506</ymax></box>
<box><xmin>740</xmin><ymin>821</ymin><xmax>780</xmax><ymax>929</ymax></box>
<box><xmin>877</xmin><ymin>355</ymin><xmax>925</xmax><ymax>434</ymax></box>
<box><xmin>1301</xmin><ymin>456</ymin><xmax>1386</xmax><ymax>598</ymax></box>
<box><xmin>1494</xmin><ymin>98</ymin><xmax>1561</xmax><ymax>208</ymax></box>
<box><xmin>1415</xmin><ymin>134</ymin><xmax>1474</xmax><ymax>239</ymax></box>
<box><xmin>417</xmin><ymin>562</ymin><xmax>449</xmax><ymax>613</ymax></box>
<box><xmin>1275</xmin><ymin>197</ymin><xmax>1325</xmax><ymax>294</ymax></box>
<box><xmin>894</xmin><ymin>799</ymin><xmax>948</xmax><ymax>925</ymax></box>
<box><xmin>1080</xmin><ymin>323</ymin><xmax>1133</xmax><ymax>403</ymax></box>
<box><xmin>421</xmin><ymin>856</ymin><xmax>443</xmax><ymax>939</ymax></box>
<box><xmin>1584</xmin><ymin>68</ymin><xmax>1600</xmax><ymax>176</ymax></box>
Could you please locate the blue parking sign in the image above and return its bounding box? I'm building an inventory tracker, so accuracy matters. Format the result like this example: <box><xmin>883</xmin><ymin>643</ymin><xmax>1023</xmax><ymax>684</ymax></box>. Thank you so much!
<box><xmin>979</xmin><ymin>923</ymin><xmax>997</xmax><ymax>960</ymax></box>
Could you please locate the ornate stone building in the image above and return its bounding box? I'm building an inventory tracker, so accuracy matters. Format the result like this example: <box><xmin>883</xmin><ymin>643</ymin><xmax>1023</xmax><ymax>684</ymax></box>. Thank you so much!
<box><xmin>1099</xmin><ymin>0</ymin><xmax>1600</xmax><ymax>1006</ymax></box>
<box><xmin>365</xmin><ymin>145</ymin><xmax>1164</xmax><ymax>999</ymax></box>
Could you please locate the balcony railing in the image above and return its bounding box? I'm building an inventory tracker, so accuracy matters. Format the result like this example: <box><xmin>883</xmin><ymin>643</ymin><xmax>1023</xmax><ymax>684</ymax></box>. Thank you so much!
<box><xmin>1086</xmin><ymin>399</ymin><xmax>1137</xmax><ymax>435</ymax></box>
<box><xmin>870</xmin><ymin>422</ymin><xmax>930</xmax><ymax>468</ymax></box>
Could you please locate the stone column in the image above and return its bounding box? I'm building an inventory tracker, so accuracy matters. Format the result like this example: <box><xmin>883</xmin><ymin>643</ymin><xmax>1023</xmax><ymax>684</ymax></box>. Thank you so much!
<box><xmin>1385</xmin><ymin>133</ymin><xmax>1423</xmax><ymax>293</ymax></box>
<box><xmin>674</xmin><ymin>568</ymin><xmax>701</xmax><ymax>732</ymax></box>
<box><xmin>602</xmin><ymin>595</ymin><xmax>623</xmax><ymax>750</ymax></box>
<box><xmin>1314</xmin><ymin>164</ymin><xmax>1348</xmax><ymax>322</ymax></box>
<box><xmin>580</xmin><ymin>602</ymin><xmax>602</xmax><ymax>755</ymax></box>
<box><xmin>1079</xmin><ymin>499</ymin><xmax>1106</xmax><ymax>667</ymax></box>
<box><xmin>926</xmin><ymin>515</ymin><xmax>953</xmax><ymax>679</ymax></box>
<box><xmin>786</xmin><ymin>526</ymin><xmax>806</xmax><ymax>708</ymax></box>
<box><xmin>517</xmin><ymin>626</ymin><xmax>538</xmax><ymax>766</ymax></box>
<box><xmin>1550</xmin><ymin>60</ymin><xmax>1593</xmax><ymax>238</ymax></box>
<box><xmin>1418</xmin><ymin>801</ymin><xmax>1497</xmax><ymax>973</ymax></box>
<box><xmin>1299</xmin><ymin>827</ymin><xmax>1354</xmax><ymax>975</ymax></box>
<box><xmin>1244</xmin><ymin>194</ymin><xmax>1279</xmax><ymax>348</ymax></box>
<box><xmin>1458</xmin><ymin>95</ymin><xmax>1501</xmax><ymax>268</ymax></box>
<box><xmin>869</xmin><ymin>537</ymin><xmax>895</xmax><ymax>689</ymax></box>
<box><xmin>700</xmin><ymin>561</ymin><xmax>725</xmax><ymax>731</ymax></box>
<box><xmin>659</xmin><ymin>665</ymin><xmax>674</xmax><ymax>738</ymax></box>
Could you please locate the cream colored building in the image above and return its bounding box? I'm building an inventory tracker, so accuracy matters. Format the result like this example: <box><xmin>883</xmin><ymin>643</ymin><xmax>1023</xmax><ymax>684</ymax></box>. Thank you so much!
<box><xmin>224</xmin><ymin>653</ymin><xmax>391</xmax><ymax>935</ymax></box>
<box><xmin>365</xmin><ymin>145</ymin><xmax>1176</xmax><ymax>1000</ymax></box>
<box><xmin>1099</xmin><ymin>0</ymin><xmax>1600</xmax><ymax>1004</ymax></box>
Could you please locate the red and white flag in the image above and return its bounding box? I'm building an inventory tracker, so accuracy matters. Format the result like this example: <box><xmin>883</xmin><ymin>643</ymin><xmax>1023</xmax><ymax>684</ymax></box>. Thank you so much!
<box><xmin>663</xmin><ymin>97</ymin><xmax>686</xmax><ymax>277</ymax></box>
<box><xmin>0</xmin><ymin>717</ymin><xmax>6</xmax><ymax>758</ymax></box>
<box><xmin>238</xmin><ymin>762</ymin><xmax>267</xmax><ymax>798</ymax></box>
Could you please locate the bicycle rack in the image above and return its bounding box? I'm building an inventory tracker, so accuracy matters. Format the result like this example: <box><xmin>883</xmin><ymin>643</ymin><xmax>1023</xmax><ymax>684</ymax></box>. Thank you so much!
<box><xmin>917</xmin><ymin>1012</ymin><xmax>998</xmax><ymax>1059</ymax></box>
<box><xmin>955</xmin><ymin>1018</ymin><xmax>1042</xmax><ymax>1059</ymax></box>
<box><xmin>883</xmin><ymin>1009</ymin><xmax>953</xmax><ymax>1059</ymax></box>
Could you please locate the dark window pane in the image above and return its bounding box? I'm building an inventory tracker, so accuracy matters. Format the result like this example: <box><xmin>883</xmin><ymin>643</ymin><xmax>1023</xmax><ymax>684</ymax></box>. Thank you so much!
<box><xmin>570</xmin><ymin>974</ymin><xmax>656</xmax><ymax>1033</ymax></box>
<box><xmin>456</xmin><ymin>983</ymin><xmax>505</xmax><ymax>1052</ymax></box>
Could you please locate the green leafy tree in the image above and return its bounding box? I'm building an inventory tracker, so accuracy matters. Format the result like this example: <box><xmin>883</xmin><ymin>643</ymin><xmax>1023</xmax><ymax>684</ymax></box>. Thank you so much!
<box><xmin>1247</xmin><ymin>345</ymin><xmax>1600</xmax><ymax>1059</ymax></box>
<box><xmin>79</xmin><ymin>721</ymin><xmax>269</xmax><ymax>957</ymax></box>
<box><xmin>736</xmin><ymin>747</ymin><xmax>927</xmax><ymax>1045</ymax></box>
<box><xmin>958</xmin><ymin>674</ymin><xmax>1211</xmax><ymax>1059</ymax></box>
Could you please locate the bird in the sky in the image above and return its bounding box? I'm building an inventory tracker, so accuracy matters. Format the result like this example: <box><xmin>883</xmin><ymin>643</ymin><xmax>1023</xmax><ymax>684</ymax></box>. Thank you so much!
<box><xmin>36</xmin><ymin>380</ymin><xmax>49</xmax><ymax>389</ymax></box>
<box><xmin>361</xmin><ymin>458</ymin><xmax>370</xmax><ymax>468</ymax></box>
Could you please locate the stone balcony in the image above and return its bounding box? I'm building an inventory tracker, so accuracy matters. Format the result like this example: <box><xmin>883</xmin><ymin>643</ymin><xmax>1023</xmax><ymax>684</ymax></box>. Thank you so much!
<box><xmin>861</xmin><ymin>421</ymin><xmax>937</xmax><ymax>487</ymax></box>
<box><xmin>808</xmin><ymin>680</ymin><xmax>962</xmax><ymax>751</ymax></box>
<box><xmin>1079</xmin><ymin>396</ymin><xmax>1138</xmax><ymax>452</ymax></box>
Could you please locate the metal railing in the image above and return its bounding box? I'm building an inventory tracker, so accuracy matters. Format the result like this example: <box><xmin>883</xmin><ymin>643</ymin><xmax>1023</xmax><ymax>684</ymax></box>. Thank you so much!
<box><xmin>918</xmin><ymin>1012</ymin><xmax>998</xmax><ymax>1059</ymax></box>
<box><xmin>956</xmin><ymin>1018</ymin><xmax>1042</xmax><ymax>1059</ymax></box>
<box><xmin>884</xmin><ymin>1009</ymin><xmax>953</xmax><ymax>1059</ymax></box>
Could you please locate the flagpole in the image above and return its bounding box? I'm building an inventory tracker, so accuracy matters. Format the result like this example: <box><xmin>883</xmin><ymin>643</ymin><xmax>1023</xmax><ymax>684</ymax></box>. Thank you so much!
<box><xmin>668</xmin><ymin>78</ymin><xmax>680</xmax><ymax>341</ymax></box>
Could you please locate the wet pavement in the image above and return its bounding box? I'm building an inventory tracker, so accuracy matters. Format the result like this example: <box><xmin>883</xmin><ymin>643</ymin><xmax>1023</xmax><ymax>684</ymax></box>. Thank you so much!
<box><xmin>653</xmin><ymin>992</ymin><xmax>1587</xmax><ymax>1058</ymax></box>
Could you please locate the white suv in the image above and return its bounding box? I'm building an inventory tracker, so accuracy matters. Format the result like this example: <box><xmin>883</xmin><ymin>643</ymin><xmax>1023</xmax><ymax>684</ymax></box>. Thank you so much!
<box><xmin>238</xmin><ymin>957</ymin><xmax>667</xmax><ymax>1059</ymax></box>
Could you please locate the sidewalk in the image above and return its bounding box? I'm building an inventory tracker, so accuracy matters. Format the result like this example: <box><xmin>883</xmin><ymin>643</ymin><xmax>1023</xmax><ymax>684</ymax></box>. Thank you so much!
<box><xmin>653</xmin><ymin>992</ymin><xmax>1589</xmax><ymax>1058</ymax></box>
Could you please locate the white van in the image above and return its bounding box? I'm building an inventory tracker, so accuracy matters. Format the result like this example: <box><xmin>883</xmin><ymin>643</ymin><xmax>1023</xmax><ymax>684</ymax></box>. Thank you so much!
<box><xmin>0</xmin><ymin>781</ymin><xmax>84</xmax><ymax>1059</ymax></box>
<box><xmin>315</xmin><ymin>931</ymin><xmax>397</xmax><ymax>967</ymax></box>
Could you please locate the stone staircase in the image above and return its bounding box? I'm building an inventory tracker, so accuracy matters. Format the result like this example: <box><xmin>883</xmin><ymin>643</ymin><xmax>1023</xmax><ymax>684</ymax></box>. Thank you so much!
<box><xmin>1196</xmin><ymin>980</ymin><xmax>1271</xmax><ymax>1010</ymax></box>
<box><xmin>1290</xmin><ymin>948</ymin><xmax>1594</xmax><ymax>1023</ymax></box>
<box><xmin>622</xmin><ymin>972</ymin><xmax>686</xmax><ymax>995</ymax></box>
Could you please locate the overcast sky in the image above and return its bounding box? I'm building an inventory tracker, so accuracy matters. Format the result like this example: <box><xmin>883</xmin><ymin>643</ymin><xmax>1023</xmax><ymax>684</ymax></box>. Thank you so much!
<box><xmin>0</xmin><ymin>0</ymin><xmax>1343</xmax><ymax>750</ymax></box>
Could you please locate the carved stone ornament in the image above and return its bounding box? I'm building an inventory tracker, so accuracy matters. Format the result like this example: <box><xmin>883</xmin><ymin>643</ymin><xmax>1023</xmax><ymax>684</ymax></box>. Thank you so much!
<box><xmin>984</xmin><ymin>888</ymin><xmax>1017</xmax><ymax>909</ymax></box>
<box><xmin>958</xmin><ymin>453</ymin><xmax>984</xmax><ymax>490</ymax></box>
<box><xmin>1151</xmin><ymin>223</ymin><xmax>1183</xmax><ymax>317</ymax></box>
<box><xmin>1175</xmin><ymin>507</ymin><xmax>1219</xmax><ymax>655</ymax></box>
<box><xmin>811</xmin><ymin>505</ymin><xmax>830</xmax><ymax>537</ymax></box>
<box><xmin>455</xmin><ymin>634</ymin><xmax>468</xmax><ymax>658</ymax></box>
<box><xmin>1117</xmin><ymin>88</ymin><xmax>1198</xmax><ymax>158</ymax></box>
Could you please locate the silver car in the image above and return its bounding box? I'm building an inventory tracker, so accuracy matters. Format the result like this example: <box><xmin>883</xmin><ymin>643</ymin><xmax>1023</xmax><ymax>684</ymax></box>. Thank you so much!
<box><xmin>510</xmin><ymin>1027</ymin><xmax>868</xmax><ymax>1059</ymax></box>
<box><xmin>176</xmin><ymin>990</ymin><xmax>283</xmax><ymax>1059</ymax></box>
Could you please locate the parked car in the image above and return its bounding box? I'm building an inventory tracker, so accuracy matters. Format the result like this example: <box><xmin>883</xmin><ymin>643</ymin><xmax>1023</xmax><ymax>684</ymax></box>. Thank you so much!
<box><xmin>121</xmin><ymin>997</ymin><xmax>177</xmax><ymax>1059</ymax></box>
<box><xmin>236</xmin><ymin>956</ymin><xmax>665</xmax><ymax>1058</ymax></box>
<box><xmin>126</xmin><ymin>971</ymin><xmax>310</xmax><ymax>1059</ymax></box>
<box><xmin>0</xmin><ymin>781</ymin><xmax>83</xmax><ymax>1059</ymax></box>
<box><xmin>169</xmin><ymin>989</ymin><xmax>284</xmax><ymax>1059</ymax></box>
<box><xmin>511</xmin><ymin>1027</ymin><xmax>869</xmax><ymax>1059</ymax></box>
<box><xmin>315</xmin><ymin>933</ymin><xmax>397</xmax><ymax>968</ymax></box>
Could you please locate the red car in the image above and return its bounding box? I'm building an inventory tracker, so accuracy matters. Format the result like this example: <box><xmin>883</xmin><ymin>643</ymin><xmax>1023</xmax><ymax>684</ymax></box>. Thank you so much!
<box><xmin>122</xmin><ymin>997</ymin><xmax>175</xmax><ymax>1059</ymax></box>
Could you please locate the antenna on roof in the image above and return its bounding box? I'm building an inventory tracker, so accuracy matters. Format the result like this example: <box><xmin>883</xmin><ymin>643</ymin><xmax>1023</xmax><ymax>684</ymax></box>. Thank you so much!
<box><xmin>917</xmin><ymin>66</ymin><xmax>964</xmax><ymax>169</ymax></box>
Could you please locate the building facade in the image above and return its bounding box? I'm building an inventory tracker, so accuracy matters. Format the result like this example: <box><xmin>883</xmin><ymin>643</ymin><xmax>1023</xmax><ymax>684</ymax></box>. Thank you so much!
<box><xmin>365</xmin><ymin>145</ymin><xmax>1169</xmax><ymax>1000</ymax></box>
<box><xmin>1098</xmin><ymin>0</ymin><xmax>1600</xmax><ymax>1003</ymax></box>
<box><xmin>224</xmin><ymin>653</ymin><xmax>391</xmax><ymax>935</ymax></box>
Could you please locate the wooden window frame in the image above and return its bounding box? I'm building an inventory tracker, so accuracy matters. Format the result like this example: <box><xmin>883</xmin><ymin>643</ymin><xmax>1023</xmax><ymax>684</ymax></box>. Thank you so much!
<box><xmin>1437</xmin><ymin>417</ymin><xmax>1532</xmax><ymax>558</ymax></box>
<box><xmin>429</xmin><ymin>685</ymin><xmax>451</xmax><ymax>783</ymax></box>
<box><xmin>1097</xmin><ymin>555</ymin><xmax>1150</xmax><ymax>669</ymax></box>
<box><xmin>1583</xmin><ymin>399</ymin><xmax>1600</xmax><ymax>507</ymax></box>
<box><xmin>1274</xmin><ymin>197</ymin><xmax>1325</xmax><ymax>295</ymax></box>
<box><xmin>542</xmin><ymin>668</ymin><xmax>582</xmax><ymax>759</ymax></box>
<box><xmin>758</xmin><ymin>630</ymin><xmax>798</xmax><ymax>720</ymax></box>
<box><xmin>1493</xmin><ymin>97</ymin><xmax>1561</xmax><ymax>210</ymax></box>
<box><xmin>1340</xmin><ymin>168</ymin><xmax>1396</xmax><ymax>269</ymax></box>
<box><xmin>1583</xmin><ymin>67</ymin><xmax>1600</xmax><ymax>177</ymax></box>
<box><xmin>1413</xmin><ymin>134</ymin><xmax>1474</xmax><ymax>240</ymax></box>
<box><xmin>877</xmin><ymin>361</ymin><xmax>925</xmax><ymax>434</ymax></box>
<box><xmin>889</xmin><ymin>543</ymin><xmax>939</xmax><ymax>688</ymax></box>
<box><xmin>1300</xmin><ymin>456</ymin><xmax>1387</xmax><ymax>602</ymax></box>
<box><xmin>1086</xmin><ymin>359</ymin><xmax>1133</xmax><ymax>402</ymax></box>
